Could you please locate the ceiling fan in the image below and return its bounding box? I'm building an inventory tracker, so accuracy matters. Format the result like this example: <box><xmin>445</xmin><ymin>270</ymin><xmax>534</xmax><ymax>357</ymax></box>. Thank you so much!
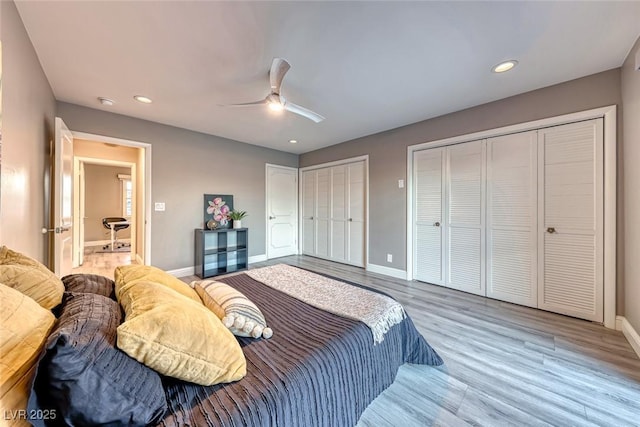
<box><xmin>223</xmin><ymin>58</ymin><xmax>325</xmax><ymax>123</ymax></box>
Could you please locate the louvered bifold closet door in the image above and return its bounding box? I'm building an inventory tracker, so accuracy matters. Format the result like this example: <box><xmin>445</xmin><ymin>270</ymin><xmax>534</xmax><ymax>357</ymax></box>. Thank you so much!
<box><xmin>446</xmin><ymin>140</ymin><xmax>486</xmax><ymax>295</ymax></box>
<box><xmin>487</xmin><ymin>131</ymin><xmax>538</xmax><ymax>307</ymax></box>
<box><xmin>330</xmin><ymin>165</ymin><xmax>348</xmax><ymax>262</ymax></box>
<box><xmin>413</xmin><ymin>148</ymin><xmax>445</xmax><ymax>285</ymax></box>
<box><xmin>347</xmin><ymin>161</ymin><xmax>365</xmax><ymax>267</ymax></box>
<box><xmin>315</xmin><ymin>168</ymin><xmax>331</xmax><ymax>258</ymax></box>
<box><xmin>301</xmin><ymin>170</ymin><xmax>316</xmax><ymax>255</ymax></box>
<box><xmin>538</xmin><ymin>119</ymin><xmax>603</xmax><ymax>322</ymax></box>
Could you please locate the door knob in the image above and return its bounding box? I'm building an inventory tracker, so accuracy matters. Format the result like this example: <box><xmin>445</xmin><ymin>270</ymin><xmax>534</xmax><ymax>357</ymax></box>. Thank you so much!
<box><xmin>434</xmin><ymin>222</ymin><xmax>440</xmax><ymax>227</ymax></box>
<box><xmin>547</xmin><ymin>227</ymin><xmax>556</xmax><ymax>234</ymax></box>
<box><xmin>348</xmin><ymin>218</ymin><xmax>353</xmax><ymax>222</ymax></box>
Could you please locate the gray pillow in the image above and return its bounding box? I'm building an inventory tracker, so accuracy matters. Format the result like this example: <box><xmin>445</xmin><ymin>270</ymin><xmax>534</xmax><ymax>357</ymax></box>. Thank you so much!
<box><xmin>61</xmin><ymin>274</ymin><xmax>116</xmax><ymax>299</ymax></box>
<box><xmin>37</xmin><ymin>292</ymin><xmax>167</xmax><ymax>425</ymax></box>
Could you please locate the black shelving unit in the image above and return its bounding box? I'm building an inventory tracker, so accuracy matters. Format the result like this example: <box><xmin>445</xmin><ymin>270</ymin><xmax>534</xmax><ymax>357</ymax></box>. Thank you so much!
<box><xmin>194</xmin><ymin>228</ymin><xmax>248</xmax><ymax>278</ymax></box>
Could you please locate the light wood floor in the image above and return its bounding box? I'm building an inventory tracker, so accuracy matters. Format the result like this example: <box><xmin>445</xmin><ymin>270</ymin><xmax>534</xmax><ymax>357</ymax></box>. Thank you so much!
<box><xmin>70</xmin><ymin>246</ymin><xmax>135</xmax><ymax>279</ymax></box>
<box><xmin>85</xmin><ymin>253</ymin><xmax>640</xmax><ymax>426</ymax></box>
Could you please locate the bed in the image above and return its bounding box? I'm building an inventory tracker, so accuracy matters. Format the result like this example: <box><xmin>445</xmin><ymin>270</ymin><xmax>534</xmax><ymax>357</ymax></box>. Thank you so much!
<box><xmin>1</xmin><ymin>250</ymin><xmax>442</xmax><ymax>426</ymax></box>
<box><xmin>159</xmin><ymin>270</ymin><xmax>442</xmax><ymax>426</ymax></box>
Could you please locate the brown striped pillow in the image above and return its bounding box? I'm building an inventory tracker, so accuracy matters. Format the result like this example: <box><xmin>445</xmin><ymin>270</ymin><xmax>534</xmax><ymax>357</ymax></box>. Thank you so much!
<box><xmin>193</xmin><ymin>280</ymin><xmax>273</xmax><ymax>339</ymax></box>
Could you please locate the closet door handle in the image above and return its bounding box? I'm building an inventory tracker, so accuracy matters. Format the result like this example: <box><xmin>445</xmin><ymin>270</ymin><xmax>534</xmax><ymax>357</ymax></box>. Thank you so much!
<box><xmin>434</xmin><ymin>222</ymin><xmax>440</xmax><ymax>227</ymax></box>
<box><xmin>348</xmin><ymin>218</ymin><xmax>353</xmax><ymax>222</ymax></box>
<box><xmin>547</xmin><ymin>227</ymin><xmax>556</xmax><ymax>234</ymax></box>
<box><xmin>269</xmin><ymin>216</ymin><xmax>276</xmax><ymax>220</ymax></box>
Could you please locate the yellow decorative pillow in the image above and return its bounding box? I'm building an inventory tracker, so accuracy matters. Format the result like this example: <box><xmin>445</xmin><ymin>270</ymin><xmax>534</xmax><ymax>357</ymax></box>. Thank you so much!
<box><xmin>0</xmin><ymin>264</ymin><xmax>64</xmax><ymax>310</ymax></box>
<box><xmin>114</xmin><ymin>264</ymin><xmax>200</xmax><ymax>302</ymax></box>
<box><xmin>116</xmin><ymin>280</ymin><xmax>246</xmax><ymax>386</ymax></box>
<box><xmin>0</xmin><ymin>283</ymin><xmax>56</xmax><ymax>420</ymax></box>
<box><xmin>0</xmin><ymin>245</ymin><xmax>53</xmax><ymax>276</ymax></box>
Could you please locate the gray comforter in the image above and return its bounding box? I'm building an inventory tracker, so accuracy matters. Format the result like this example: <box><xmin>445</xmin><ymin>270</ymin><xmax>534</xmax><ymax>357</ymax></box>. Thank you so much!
<box><xmin>158</xmin><ymin>272</ymin><xmax>442</xmax><ymax>427</ymax></box>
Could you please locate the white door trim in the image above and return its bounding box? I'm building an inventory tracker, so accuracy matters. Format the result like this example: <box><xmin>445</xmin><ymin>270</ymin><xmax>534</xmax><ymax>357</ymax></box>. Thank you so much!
<box><xmin>71</xmin><ymin>131</ymin><xmax>152</xmax><ymax>265</ymax></box>
<box><xmin>407</xmin><ymin>105</ymin><xmax>616</xmax><ymax>328</ymax></box>
<box><xmin>299</xmin><ymin>155</ymin><xmax>369</xmax><ymax>267</ymax></box>
<box><xmin>266</xmin><ymin>164</ymin><xmax>299</xmax><ymax>259</ymax></box>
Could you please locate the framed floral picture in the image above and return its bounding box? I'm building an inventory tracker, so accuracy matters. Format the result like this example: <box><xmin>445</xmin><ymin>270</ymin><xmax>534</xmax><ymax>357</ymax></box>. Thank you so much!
<box><xmin>203</xmin><ymin>194</ymin><xmax>233</xmax><ymax>230</ymax></box>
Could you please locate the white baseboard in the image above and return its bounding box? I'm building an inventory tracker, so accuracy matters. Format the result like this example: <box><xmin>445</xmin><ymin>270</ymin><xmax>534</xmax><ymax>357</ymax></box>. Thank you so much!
<box><xmin>249</xmin><ymin>254</ymin><xmax>268</xmax><ymax>264</ymax></box>
<box><xmin>617</xmin><ymin>315</ymin><xmax>640</xmax><ymax>358</ymax></box>
<box><xmin>366</xmin><ymin>263</ymin><xmax>407</xmax><ymax>280</ymax></box>
<box><xmin>166</xmin><ymin>266</ymin><xmax>195</xmax><ymax>278</ymax></box>
<box><xmin>85</xmin><ymin>240</ymin><xmax>111</xmax><ymax>247</ymax></box>
<box><xmin>85</xmin><ymin>238</ymin><xmax>131</xmax><ymax>247</ymax></box>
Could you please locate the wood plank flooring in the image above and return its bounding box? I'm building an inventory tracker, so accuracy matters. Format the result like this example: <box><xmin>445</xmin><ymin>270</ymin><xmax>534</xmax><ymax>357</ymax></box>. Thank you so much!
<box><xmin>187</xmin><ymin>255</ymin><xmax>640</xmax><ymax>427</ymax></box>
<box><xmin>70</xmin><ymin>246</ymin><xmax>135</xmax><ymax>279</ymax></box>
<box><xmin>83</xmin><ymin>253</ymin><xmax>640</xmax><ymax>426</ymax></box>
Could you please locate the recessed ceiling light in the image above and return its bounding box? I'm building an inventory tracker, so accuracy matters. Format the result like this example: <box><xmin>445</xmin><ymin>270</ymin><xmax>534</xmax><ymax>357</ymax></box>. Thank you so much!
<box><xmin>492</xmin><ymin>60</ymin><xmax>518</xmax><ymax>73</ymax></box>
<box><xmin>289</xmin><ymin>139</ymin><xmax>298</xmax><ymax>144</ymax></box>
<box><xmin>134</xmin><ymin>95</ymin><xmax>153</xmax><ymax>104</ymax></box>
<box><xmin>98</xmin><ymin>97</ymin><xmax>115</xmax><ymax>106</ymax></box>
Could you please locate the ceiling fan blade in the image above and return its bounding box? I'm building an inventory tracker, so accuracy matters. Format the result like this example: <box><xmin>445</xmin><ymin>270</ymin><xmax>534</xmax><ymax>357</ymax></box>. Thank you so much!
<box><xmin>284</xmin><ymin>102</ymin><xmax>325</xmax><ymax>123</ymax></box>
<box><xmin>270</xmin><ymin>58</ymin><xmax>291</xmax><ymax>94</ymax></box>
<box><xmin>221</xmin><ymin>99</ymin><xmax>268</xmax><ymax>107</ymax></box>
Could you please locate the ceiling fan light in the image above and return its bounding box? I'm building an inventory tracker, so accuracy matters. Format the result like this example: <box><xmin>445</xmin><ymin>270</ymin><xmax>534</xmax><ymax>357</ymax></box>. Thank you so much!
<box><xmin>268</xmin><ymin>101</ymin><xmax>284</xmax><ymax>111</ymax></box>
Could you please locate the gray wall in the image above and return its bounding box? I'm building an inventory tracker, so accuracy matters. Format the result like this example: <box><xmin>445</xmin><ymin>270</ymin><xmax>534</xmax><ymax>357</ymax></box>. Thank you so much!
<box><xmin>622</xmin><ymin>37</ymin><xmax>640</xmax><ymax>332</ymax></box>
<box><xmin>84</xmin><ymin>164</ymin><xmax>131</xmax><ymax>242</ymax></box>
<box><xmin>0</xmin><ymin>1</ymin><xmax>56</xmax><ymax>264</ymax></box>
<box><xmin>300</xmin><ymin>69</ymin><xmax>624</xmax><ymax>312</ymax></box>
<box><xmin>56</xmin><ymin>102</ymin><xmax>298</xmax><ymax>271</ymax></box>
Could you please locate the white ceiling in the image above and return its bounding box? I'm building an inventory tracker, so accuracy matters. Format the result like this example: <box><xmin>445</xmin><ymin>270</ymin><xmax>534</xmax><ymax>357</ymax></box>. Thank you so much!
<box><xmin>15</xmin><ymin>1</ymin><xmax>640</xmax><ymax>154</ymax></box>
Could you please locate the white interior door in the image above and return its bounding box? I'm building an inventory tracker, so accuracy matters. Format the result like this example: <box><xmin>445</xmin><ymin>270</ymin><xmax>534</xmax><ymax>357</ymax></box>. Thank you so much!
<box><xmin>301</xmin><ymin>170</ymin><xmax>316</xmax><ymax>255</ymax></box>
<box><xmin>446</xmin><ymin>140</ymin><xmax>486</xmax><ymax>295</ymax></box>
<box><xmin>77</xmin><ymin>161</ymin><xmax>85</xmax><ymax>266</ymax></box>
<box><xmin>330</xmin><ymin>165</ymin><xmax>347</xmax><ymax>262</ymax></box>
<box><xmin>538</xmin><ymin>119</ymin><xmax>603</xmax><ymax>322</ymax></box>
<box><xmin>53</xmin><ymin>117</ymin><xmax>74</xmax><ymax>276</ymax></box>
<box><xmin>266</xmin><ymin>165</ymin><xmax>298</xmax><ymax>259</ymax></box>
<box><xmin>486</xmin><ymin>131</ymin><xmax>538</xmax><ymax>307</ymax></box>
<box><xmin>347</xmin><ymin>161</ymin><xmax>365</xmax><ymax>266</ymax></box>
<box><xmin>413</xmin><ymin>148</ymin><xmax>445</xmax><ymax>285</ymax></box>
<box><xmin>315</xmin><ymin>168</ymin><xmax>331</xmax><ymax>258</ymax></box>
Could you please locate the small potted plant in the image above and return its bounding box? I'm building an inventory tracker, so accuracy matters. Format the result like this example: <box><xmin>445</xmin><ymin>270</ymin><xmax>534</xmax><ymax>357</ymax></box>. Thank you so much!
<box><xmin>229</xmin><ymin>210</ymin><xmax>248</xmax><ymax>229</ymax></box>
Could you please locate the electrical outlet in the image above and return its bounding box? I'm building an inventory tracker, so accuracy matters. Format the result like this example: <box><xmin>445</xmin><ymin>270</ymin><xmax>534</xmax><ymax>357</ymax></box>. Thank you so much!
<box><xmin>387</xmin><ymin>253</ymin><xmax>393</xmax><ymax>263</ymax></box>
<box><xmin>154</xmin><ymin>202</ymin><xmax>165</xmax><ymax>211</ymax></box>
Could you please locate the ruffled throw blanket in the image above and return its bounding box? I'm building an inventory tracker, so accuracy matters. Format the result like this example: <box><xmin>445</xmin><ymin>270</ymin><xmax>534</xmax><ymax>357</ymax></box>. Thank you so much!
<box><xmin>246</xmin><ymin>264</ymin><xmax>405</xmax><ymax>344</ymax></box>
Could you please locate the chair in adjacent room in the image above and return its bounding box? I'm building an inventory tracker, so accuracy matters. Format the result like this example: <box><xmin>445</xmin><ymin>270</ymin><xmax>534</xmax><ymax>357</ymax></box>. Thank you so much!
<box><xmin>102</xmin><ymin>217</ymin><xmax>130</xmax><ymax>251</ymax></box>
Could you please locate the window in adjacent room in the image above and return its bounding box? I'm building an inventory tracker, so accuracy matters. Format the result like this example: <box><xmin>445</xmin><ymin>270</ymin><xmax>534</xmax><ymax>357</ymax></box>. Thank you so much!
<box><xmin>119</xmin><ymin>174</ymin><xmax>132</xmax><ymax>217</ymax></box>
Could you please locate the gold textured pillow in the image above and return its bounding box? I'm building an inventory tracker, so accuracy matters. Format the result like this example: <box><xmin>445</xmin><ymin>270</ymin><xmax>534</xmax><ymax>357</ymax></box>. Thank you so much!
<box><xmin>0</xmin><ymin>283</ymin><xmax>56</xmax><ymax>419</ymax></box>
<box><xmin>0</xmin><ymin>245</ymin><xmax>54</xmax><ymax>276</ymax></box>
<box><xmin>114</xmin><ymin>264</ymin><xmax>200</xmax><ymax>302</ymax></box>
<box><xmin>116</xmin><ymin>280</ymin><xmax>246</xmax><ymax>386</ymax></box>
<box><xmin>0</xmin><ymin>264</ymin><xmax>64</xmax><ymax>310</ymax></box>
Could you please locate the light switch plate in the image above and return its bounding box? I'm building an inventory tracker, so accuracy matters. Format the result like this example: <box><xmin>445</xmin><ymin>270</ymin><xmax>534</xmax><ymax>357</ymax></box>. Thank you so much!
<box><xmin>154</xmin><ymin>202</ymin><xmax>166</xmax><ymax>211</ymax></box>
<box><xmin>398</xmin><ymin>179</ymin><xmax>404</xmax><ymax>188</ymax></box>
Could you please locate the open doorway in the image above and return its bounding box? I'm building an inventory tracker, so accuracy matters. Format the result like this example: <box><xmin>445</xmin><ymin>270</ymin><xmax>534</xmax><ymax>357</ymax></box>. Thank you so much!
<box><xmin>69</xmin><ymin>134</ymin><xmax>151</xmax><ymax>277</ymax></box>
<box><xmin>75</xmin><ymin>158</ymin><xmax>135</xmax><ymax>260</ymax></box>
